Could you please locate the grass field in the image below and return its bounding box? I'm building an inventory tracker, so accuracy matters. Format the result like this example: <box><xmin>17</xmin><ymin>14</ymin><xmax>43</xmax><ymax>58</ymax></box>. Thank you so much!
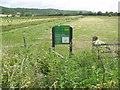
<box><xmin>1</xmin><ymin>17</ymin><xmax>58</xmax><ymax>25</ymax></box>
<box><xmin>2</xmin><ymin>16</ymin><xmax>119</xmax><ymax>88</ymax></box>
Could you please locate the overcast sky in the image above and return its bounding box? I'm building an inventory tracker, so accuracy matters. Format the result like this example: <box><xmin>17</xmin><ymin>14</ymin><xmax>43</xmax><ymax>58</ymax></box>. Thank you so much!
<box><xmin>0</xmin><ymin>0</ymin><xmax>119</xmax><ymax>12</ymax></box>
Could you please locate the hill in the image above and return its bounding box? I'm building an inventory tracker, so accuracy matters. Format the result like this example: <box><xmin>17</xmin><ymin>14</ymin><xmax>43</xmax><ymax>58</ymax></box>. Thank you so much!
<box><xmin>1</xmin><ymin>6</ymin><xmax>88</xmax><ymax>15</ymax></box>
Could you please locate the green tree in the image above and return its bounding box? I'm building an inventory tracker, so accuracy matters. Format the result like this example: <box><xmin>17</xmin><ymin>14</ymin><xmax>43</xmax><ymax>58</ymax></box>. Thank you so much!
<box><xmin>25</xmin><ymin>13</ymin><xmax>32</xmax><ymax>16</ymax></box>
<box><xmin>20</xmin><ymin>9</ymin><xmax>25</xmax><ymax>16</ymax></box>
<box><xmin>105</xmin><ymin>11</ymin><xmax>109</xmax><ymax>16</ymax></box>
<box><xmin>113</xmin><ymin>12</ymin><xmax>118</xmax><ymax>16</ymax></box>
<box><xmin>79</xmin><ymin>11</ymin><xmax>83</xmax><ymax>15</ymax></box>
<box><xmin>97</xmin><ymin>11</ymin><xmax>103</xmax><ymax>16</ymax></box>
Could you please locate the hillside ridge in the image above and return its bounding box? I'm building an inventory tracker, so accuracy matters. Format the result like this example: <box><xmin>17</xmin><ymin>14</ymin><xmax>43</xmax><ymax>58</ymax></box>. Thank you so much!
<box><xmin>1</xmin><ymin>6</ymin><xmax>89</xmax><ymax>15</ymax></box>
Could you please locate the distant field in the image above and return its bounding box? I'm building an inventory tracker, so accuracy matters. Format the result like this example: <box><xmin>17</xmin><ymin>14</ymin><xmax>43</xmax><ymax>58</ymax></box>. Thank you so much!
<box><xmin>70</xmin><ymin>16</ymin><xmax>118</xmax><ymax>52</ymax></box>
<box><xmin>1</xmin><ymin>17</ymin><xmax>57</xmax><ymax>25</ymax></box>
<box><xmin>2</xmin><ymin>16</ymin><xmax>118</xmax><ymax>53</ymax></box>
<box><xmin>1</xmin><ymin>16</ymin><xmax>80</xmax><ymax>32</ymax></box>
<box><xmin>2</xmin><ymin>16</ymin><xmax>119</xmax><ymax>88</ymax></box>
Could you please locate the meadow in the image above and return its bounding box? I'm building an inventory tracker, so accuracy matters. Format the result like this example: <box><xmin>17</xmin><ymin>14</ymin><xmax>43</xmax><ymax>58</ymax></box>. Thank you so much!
<box><xmin>1</xmin><ymin>16</ymin><xmax>119</xmax><ymax>88</ymax></box>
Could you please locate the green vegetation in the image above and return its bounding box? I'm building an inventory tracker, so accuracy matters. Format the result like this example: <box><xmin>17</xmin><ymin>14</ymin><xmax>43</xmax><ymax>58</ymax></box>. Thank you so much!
<box><xmin>1</xmin><ymin>16</ymin><xmax>60</xmax><ymax>32</ymax></box>
<box><xmin>1</xmin><ymin>6</ymin><xmax>119</xmax><ymax>16</ymax></box>
<box><xmin>1</xmin><ymin>6</ymin><xmax>88</xmax><ymax>16</ymax></box>
<box><xmin>2</xmin><ymin>16</ymin><xmax>119</xmax><ymax>88</ymax></box>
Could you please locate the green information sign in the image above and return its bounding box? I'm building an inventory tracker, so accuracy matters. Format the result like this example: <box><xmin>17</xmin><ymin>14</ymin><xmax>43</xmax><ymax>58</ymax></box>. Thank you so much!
<box><xmin>52</xmin><ymin>25</ymin><xmax>72</xmax><ymax>45</ymax></box>
<box><xmin>52</xmin><ymin>25</ymin><xmax>73</xmax><ymax>54</ymax></box>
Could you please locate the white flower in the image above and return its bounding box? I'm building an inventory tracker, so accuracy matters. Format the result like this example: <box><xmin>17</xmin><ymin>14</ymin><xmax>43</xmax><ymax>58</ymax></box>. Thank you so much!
<box><xmin>4</xmin><ymin>65</ymin><xmax>7</xmax><ymax>67</ymax></box>
<box><xmin>14</xmin><ymin>65</ymin><xmax>17</xmax><ymax>67</ymax></box>
<box><xmin>4</xmin><ymin>71</ymin><xmax>7</xmax><ymax>73</ymax></box>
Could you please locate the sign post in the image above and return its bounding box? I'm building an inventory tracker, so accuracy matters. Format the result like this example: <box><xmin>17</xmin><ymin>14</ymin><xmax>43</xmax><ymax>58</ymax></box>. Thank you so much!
<box><xmin>51</xmin><ymin>25</ymin><xmax>73</xmax><ymax>57</ymax></box>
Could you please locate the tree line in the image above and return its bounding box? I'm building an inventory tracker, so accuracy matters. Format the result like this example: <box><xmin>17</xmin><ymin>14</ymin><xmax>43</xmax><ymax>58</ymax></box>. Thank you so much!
<box><xmin>12</xmin><ymin>11</ymin><xmax>120</xmax><ymax>17</ymax></box>
<box><xmin>46</xmin><ymin>11</ymin><xmax>119</xmax><ymax>16</ymax></box>
<box><xmin>14</xmin><ymin>11</ymin><xmax>119</xmax><ymax>17</ymax></box>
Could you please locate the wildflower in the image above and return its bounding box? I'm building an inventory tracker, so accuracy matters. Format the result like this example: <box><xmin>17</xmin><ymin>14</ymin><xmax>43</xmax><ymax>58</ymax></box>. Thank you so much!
<box><xmin>14</xmin><ymin>65</ymin><xmax>17</xmax><ymax>68</ymax></box>
<box><xmin>4</xmin><ymin>65</ymin><xmax>7</xmax><ymax>67</ymax></box>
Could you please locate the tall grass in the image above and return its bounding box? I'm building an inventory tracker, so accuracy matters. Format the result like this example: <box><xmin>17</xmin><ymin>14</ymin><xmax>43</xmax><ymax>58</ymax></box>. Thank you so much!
<box><xmin>2</xmin><ymin>46</ymin><xmax>118</xmax><ymax>88</ymax></box>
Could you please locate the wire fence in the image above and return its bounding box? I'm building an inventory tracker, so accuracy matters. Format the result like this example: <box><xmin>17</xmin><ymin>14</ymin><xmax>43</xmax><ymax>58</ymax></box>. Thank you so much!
<box><xmin>92</xmin><ymin>43</ymin><xmax>120</xmax><ymax>60</ymax></box>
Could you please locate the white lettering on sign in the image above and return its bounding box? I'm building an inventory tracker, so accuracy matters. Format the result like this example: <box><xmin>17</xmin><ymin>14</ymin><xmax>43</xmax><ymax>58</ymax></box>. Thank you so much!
<box><xmin>62</xmin><ymin>37</ymin><xmax>69</xmax><ymax>43</ymax></box>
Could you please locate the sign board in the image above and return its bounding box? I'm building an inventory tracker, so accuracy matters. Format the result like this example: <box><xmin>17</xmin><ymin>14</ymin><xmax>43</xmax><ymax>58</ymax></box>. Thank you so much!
<box><xmin>52</xmin><ymin>25</ymin><xmax>72</xmax><ymax>45</ymax></box>
<box><xmin>52</xmin><ymin>25</ymin><xmax>73</xmax><ymax>54</ymax></box>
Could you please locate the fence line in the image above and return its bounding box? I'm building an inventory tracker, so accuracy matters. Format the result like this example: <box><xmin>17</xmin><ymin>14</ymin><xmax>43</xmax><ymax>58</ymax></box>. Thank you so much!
<box><xmin>92</xmin><ymin>38</ymin><xmax>120</xmax><ymax>84</ymax></box>
<box><xmin>92</xmin><ymin>43</ymin><xmax>120</xmax><ymax>57</ymax></box>
<box><xmin>93</xmin><ymin>43</ymin><xmax>120</xmax><ymax>46</ymax></box>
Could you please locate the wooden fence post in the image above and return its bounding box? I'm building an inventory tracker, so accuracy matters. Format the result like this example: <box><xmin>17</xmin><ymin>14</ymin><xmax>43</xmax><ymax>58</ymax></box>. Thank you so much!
<box><xmin>23</xmin><ymin>36</ymin><xmax>27</xmax><ymax>48</ymax></box>
<box><xmin>92</xmin><ymin>37</ymin><xmax>106</xmax><ymax>84</ymax></box>
<box><xmin>23</xmin><ymin>31</ymin><xmax>27</xmax><ymax>48</ymax></box>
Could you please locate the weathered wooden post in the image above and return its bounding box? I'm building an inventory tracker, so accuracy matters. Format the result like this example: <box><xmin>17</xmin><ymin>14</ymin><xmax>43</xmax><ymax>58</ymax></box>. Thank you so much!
<box><xmin>92</xmin><ymin>36</ymin><xmax>101</xmax><ymax>60</ymax></box>
<box><xmin>23</xmin><ymin>31</ymin><xmax>27</xmax><ymax>48</ymax></box>
<box><xmin>92</xmin><ymin>36</ymin><xmax>105</xmax><ymax>84</ymax></box>
<box><xmin>23</xmin><ymin>36</ymin><xmax>27</xmax><ymax>48</ymax></box>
